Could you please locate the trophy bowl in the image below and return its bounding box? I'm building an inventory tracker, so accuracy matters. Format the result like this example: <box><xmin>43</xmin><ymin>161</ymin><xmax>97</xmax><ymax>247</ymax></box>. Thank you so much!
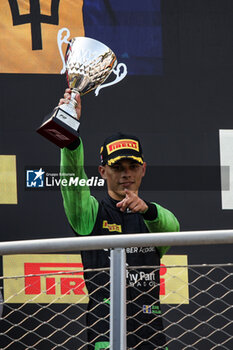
<box><xmin>66</xmin><ymin>36</ymin><xmax>117</xmax><ymax>95</ymax></box>
<box><xmin>37</xmin><ymin>37</ymin><xmax>117</xmax><ymax>148</ymax></box>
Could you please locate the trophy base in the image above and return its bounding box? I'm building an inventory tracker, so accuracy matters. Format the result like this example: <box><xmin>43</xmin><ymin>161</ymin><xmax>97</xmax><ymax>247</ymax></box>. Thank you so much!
<box><xmin>37</xmin><ymin>107</ymin><xmax>80</xmax><ymax>148</ymax></box>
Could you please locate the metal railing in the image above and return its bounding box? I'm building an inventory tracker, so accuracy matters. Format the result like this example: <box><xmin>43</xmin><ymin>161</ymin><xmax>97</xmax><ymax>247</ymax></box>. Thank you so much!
<box><xmin>0</xmin><ymin>229</ymin><xmax>233</xmax><ymax>350</ymax></box>
<box><xmin>1</xmin><ymin>229</ymin><xmax>233</xmax><ymax>255</ymax></box>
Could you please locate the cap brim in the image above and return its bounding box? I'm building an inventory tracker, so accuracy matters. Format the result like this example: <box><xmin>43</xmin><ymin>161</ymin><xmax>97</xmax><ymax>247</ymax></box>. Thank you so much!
<box><xmin>107</xmin><ymin>155</ymin><xmax>144</xmax><ymax>166</ymax></box>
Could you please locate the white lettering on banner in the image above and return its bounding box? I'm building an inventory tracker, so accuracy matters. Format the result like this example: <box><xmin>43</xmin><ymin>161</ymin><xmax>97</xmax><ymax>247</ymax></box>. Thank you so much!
<box><xmin>139</xmin><ymin>247</ymin><xmax>155</xmax><ymax>253</ymax></box>
<box><xmin>126</xmin><ymin>270</ymin><xmax>156</xmax><ymax>287</ymax></box>
<box><xmin>126</xmin><ymin>247</ymin><xmax>138</xmax><ymax>253</ymax></box>
<box><xmin>126</xmin><ymin>246</ymin><xmax>155</xmax><ymax>254</ymax></box>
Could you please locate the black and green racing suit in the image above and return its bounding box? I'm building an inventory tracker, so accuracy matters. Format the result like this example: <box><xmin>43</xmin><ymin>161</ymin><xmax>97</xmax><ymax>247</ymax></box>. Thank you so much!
<box><xmin>60</xmin><ymin>139</ymin><xmax>180</xmax><ymax>350</ymax></box>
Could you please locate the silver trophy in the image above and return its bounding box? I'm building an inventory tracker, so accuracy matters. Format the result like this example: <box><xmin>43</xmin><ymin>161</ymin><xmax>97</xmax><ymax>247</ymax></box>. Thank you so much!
<box><xmin>37</xmin><ymin>37</ymin><xmax>117</xmax><ymax>148</ymax></box>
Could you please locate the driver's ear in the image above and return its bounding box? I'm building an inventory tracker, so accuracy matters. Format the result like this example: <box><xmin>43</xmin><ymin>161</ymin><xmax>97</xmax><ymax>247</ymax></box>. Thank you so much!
<box><xmin>98</xmin><ymin>165</ymin><xmax>107</xmax><ymax>180</ymax></box>
<box><xmin>142</xmin><ymin>162</ymin><xmax>147</xmax><ymax>177</ymax></box>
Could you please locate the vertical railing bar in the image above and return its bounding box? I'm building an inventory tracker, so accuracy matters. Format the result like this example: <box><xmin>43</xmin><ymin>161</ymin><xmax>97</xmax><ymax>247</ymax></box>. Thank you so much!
<box><xmin>120</xmin><ymin>248</ymin><xmax>126</xmax><ymax>349</ymax></box>
<box><xmin>110</xmin><ymin>248</ymin><xmax>126</xmax><ymax>350</ymax></box>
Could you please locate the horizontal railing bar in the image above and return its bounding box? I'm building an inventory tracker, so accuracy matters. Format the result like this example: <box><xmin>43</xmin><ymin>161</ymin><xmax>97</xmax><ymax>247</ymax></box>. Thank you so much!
<box><xmin>0</xmin><ymin>230</ymin><xmax>233</xmax><ymax>255</ymax></box>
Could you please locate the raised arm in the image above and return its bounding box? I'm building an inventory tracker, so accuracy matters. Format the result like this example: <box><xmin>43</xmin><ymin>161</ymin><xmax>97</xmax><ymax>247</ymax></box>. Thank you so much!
<box><xmin>59</xmin><ymin>90</ymin><xmax>99</xmax><ymax>235</ymax></box>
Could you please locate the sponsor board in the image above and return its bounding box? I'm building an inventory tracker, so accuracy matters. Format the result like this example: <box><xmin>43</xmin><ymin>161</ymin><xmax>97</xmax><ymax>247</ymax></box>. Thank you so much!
<box><xmin>0</xmin><ymin>155</ymin><xmax>17</xmax><ymax>204</ymax></box>
<box><xmin>3</xmin><ymin>254</ymin><xmax>88</xmax><ymax>304</ymax></box>
<box><xmin>160</xmin><ymin>255</ymin><xmax>189</xmax><ymax>304</ymax></box>
<box><xmin>3</xmin><ymin>254</ymin><xmax>188</xmax><ymax>304</ymax></box>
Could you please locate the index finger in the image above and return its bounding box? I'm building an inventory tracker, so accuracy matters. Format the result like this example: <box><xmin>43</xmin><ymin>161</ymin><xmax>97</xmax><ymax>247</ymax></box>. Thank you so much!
<box><xmin>124</xmin><ymin>189</ymin><xmax>135</xmax><ymax>197</ymax></box>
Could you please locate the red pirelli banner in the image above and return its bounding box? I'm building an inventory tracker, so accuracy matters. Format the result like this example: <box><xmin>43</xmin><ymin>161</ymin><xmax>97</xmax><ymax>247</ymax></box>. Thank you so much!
<box><xmin>3</xmin><ymin>254</ymin><xmax>89</xmax><ymax>304</ymax></box>
<box><xmin>3</xmin><ymin>254</ymin><xmax>189</xmax><ymax>304</ymax></box>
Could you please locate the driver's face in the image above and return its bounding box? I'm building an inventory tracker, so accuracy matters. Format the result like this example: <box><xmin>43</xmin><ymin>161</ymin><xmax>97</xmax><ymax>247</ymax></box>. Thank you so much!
<box><xmin>99</xmin><ymin>159</ymin><xmax>146</xmax><ymax>201</ymax></box>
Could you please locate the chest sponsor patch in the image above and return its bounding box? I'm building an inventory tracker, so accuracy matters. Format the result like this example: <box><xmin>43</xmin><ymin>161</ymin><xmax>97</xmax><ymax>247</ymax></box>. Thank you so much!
<box><xmin>103</xmin><ymin>220</ymin><xmax>122</xmax><ymax>233</ymax></box>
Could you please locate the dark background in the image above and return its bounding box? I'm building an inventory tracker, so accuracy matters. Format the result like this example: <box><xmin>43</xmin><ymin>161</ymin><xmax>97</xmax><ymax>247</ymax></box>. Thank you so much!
<box><xmin>0</xmin><ymin>1</ymin><xmax>233</xmax><ymax>349</ymax></box>
<box><xmin>0</xmin><ymin>0</ymin><xmax>232</xmax><ymax>261</ymax></box>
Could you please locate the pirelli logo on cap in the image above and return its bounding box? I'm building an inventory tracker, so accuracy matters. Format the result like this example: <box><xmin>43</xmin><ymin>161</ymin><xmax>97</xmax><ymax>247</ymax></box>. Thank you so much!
<box><xmin>106</xmin><ymin>139</ymin><xmax>139</xmax><ymax>155</ymax></box>
<box><xmin>103</xmin><ymin>220</ymin><xmax>122</xmax><ymax>233</ymax></box>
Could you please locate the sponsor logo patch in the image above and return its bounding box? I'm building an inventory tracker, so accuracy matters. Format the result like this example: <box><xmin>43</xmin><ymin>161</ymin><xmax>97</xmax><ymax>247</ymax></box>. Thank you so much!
<box><xmin>106</xmin><ymin>139</ymin><xmax>139</xmax><ymax>155</ymax></box>
<box><xmin>103</xmin><ymin>220</ymin><xmax>122</xmax><ymax>233</ymax></box>
<box><xmin>143</xmin><ymin>305</ymin><xmax>161</xmax><ymax>314</ymax></box>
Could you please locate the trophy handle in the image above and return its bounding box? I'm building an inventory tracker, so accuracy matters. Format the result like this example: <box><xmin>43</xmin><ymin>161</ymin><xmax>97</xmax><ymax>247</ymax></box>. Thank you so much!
<box><xmin>94</xmin><ymin>63</ymin><xmax>128</xmax><ymax>96</ymax></box>
<box><xmin>57</xmin><ymin>27</ymin><xmax>71</xmax><ymax>74</ymax></box>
